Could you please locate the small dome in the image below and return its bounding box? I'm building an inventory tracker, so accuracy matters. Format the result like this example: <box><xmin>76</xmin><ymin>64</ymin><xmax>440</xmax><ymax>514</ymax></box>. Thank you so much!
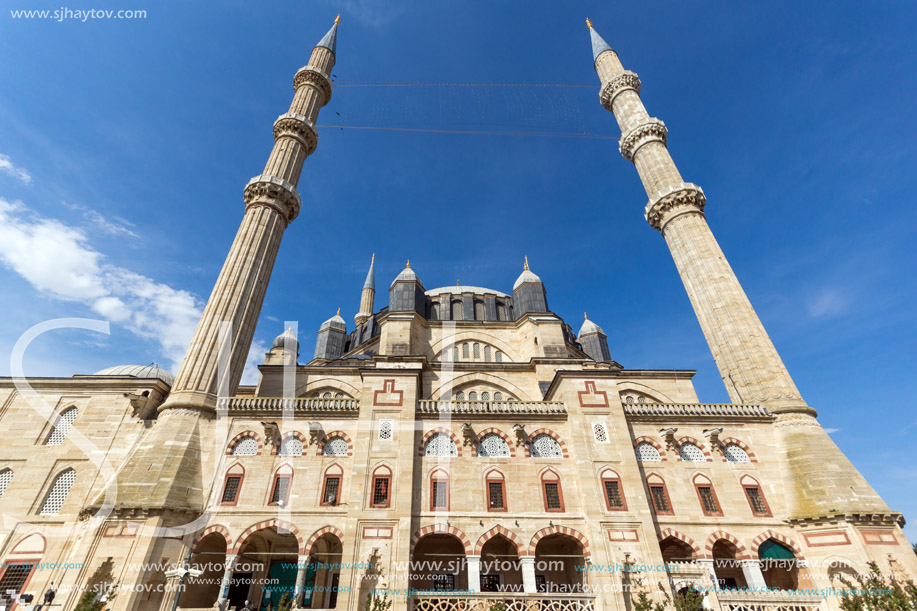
<box><xmin>513</xmin><ymin>269</ymin><xmax>542</xmax><ymax>290</ymax></box>
<box><xmin>578</xmin><ymin>314</ymin><xmax>606</xmax><ymax>337</ymax></box>
<box><xmin>92</xmin><ymin>364</ymin><xmax>174</xmax><ymax>386</ymax></box>
<box><xmin>272</xmin><ymin>328</ymin><xmax>299</xmax><ymax>351</ymax></box>
<box><xmin>320</xmin><ymin>309</ymin><xmax>346</xmax><ymax>332</ymax></box>
<box><xmin>390</xmin><ymin>260</ymin><xmax>422</xmax><ymax>288</ymax></box>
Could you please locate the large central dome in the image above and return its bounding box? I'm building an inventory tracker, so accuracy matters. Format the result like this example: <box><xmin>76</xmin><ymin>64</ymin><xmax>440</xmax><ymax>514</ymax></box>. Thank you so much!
<box><xmin>425</xmin><ymin>286</ymin><xmax>509</xmax><ymax>298</ymax></box>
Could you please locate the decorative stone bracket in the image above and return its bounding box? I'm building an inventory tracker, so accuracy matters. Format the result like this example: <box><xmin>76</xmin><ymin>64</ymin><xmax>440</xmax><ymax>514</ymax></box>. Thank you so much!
<box><xmin>600</xmin><ymin>70</ymin><xmax>641</xmax><ymax>111</ymax></box>
<box><xmin>243</xmin><ymin>174</ymin><xmax>302</xmax><ymax>224</ymax></box>
<box><xmin>644</xmin><ymin>182</ymin><xmax>706</xmax><ymax>231</ymax></box>
<box><xmin>293</xmin><ymin>65</ymin><xmax>332</xmax><ymax>105</ymax></box>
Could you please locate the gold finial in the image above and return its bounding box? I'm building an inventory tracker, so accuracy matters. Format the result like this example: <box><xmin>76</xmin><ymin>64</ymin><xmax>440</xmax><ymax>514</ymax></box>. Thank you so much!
<box><xmin>371</xmin><ymin>252</ymin><xmax>375</xmax><ymax>263</ymax></box>
<box><xmin>585</xmin><ymin>18</ymin><xmax>593</xmax><ymax>29</ymax></box>
<box><xmin>334</xmin><ymin>14</ymin><xmax>340</xmax><ymax>25</ymax></box>
<box><xmin>523</xmin><ymin>256</ymin><xmax>530</xmax><ymax>271</ymax></box>
<box><xmin>584</xmin><ymin>312</ymin><xmax>588</xmax><ymax>320</ymax></box>
<box><xmin>457</xmin><ymin>279</ymin><xmax>460</xmax><ymax>286</ymax></box>
<box><xmin>406</xmin><ymin>259</ymin><xmax>411</xmax><ymax>269</ymax></box>
<box><xmin>336</xmin><ymin>307</ymin><xmax>341</xmax><ymax>315</ymax></box>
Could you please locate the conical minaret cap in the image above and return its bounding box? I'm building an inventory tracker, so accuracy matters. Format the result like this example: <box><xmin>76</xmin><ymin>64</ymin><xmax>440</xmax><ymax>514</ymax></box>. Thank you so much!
<box><xmin>586</xmin><ymin>18</ymin><xmax>613</xmax><ymax>62</ymax></box>
<box><xmin>320</xmin><ymin>308</ymin><xmax>347</xmax><ymax>332</ymax></box>
<box><xmin>363</xmin><ymin>253</ymin><xmax>375</xmax><ymax>290</ymax></box>
<box><xmin>513</xmin><ymin>256</ymin><xmax>543</xmax><ymax>290</ymax></box>
<box><xmin>316</xmin><ymin>15</ymin><xmax>339</xmax><ymax>54</ymax></box>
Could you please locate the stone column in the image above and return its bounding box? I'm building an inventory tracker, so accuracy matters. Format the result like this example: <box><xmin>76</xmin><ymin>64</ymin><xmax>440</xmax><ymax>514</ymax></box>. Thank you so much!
<box><xmin>696</xmin><ymin>559</ymin><xmax>719</xmax><ymax>590</ymax></box>
<box><xmin>520</xmin><ymin>557</ymin><xmax>537</xmax><ymax>594</ymax></box>
<box><xmin>294</xmin><ymin>554</ymin><xmax>310</xmax><ymax>607</ymax></box>
<box><xmin>467</xmin><ymin>556</ymin><xmax>481</xmax><ymax>594</ymax></box>
<box><xmin>741</xmin><ymin>560</ymin><xmax>768</xmax><ymax>590</ymax></box>
<box><xmin>217</xmin><ymin>554</ymin><xmax>237</xmax><ymax>610</ymax></box>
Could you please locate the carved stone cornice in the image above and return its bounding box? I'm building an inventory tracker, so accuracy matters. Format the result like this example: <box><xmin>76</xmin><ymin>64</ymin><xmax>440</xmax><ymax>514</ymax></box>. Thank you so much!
<box><xmin>619</xmin><ymin>118</ymin><xmax>667</xmax><ymax>161</ymax></box>
<box><xmin>644</xmin><ymin>182</ymin><xmax>706</xmax><ymax>231</ymax></box>
<box><xmin>273</xmin><ymin>112</ymin><xmax>318</xmax><ymax>155</ymax></box>
<box><xmin>243</xmin><ymin>174</ymin><xmax>302</xmax><ymax>224</ymax></box>
<box><xmin>600</xmin><ymin>70</ymin><xmax>641</xmax><ymax>110</ymax></box>
<box><xmin>293</xmin><ymin>65</ymin><xmax>332</xmax><ymax>105</ymax></box>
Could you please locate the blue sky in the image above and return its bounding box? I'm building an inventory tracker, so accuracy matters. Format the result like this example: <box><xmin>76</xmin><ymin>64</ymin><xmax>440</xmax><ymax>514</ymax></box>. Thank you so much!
<box><xmin>1</xmin><ymin>1</ymin><xmax>915</xmax><ymax>537</ymax></box>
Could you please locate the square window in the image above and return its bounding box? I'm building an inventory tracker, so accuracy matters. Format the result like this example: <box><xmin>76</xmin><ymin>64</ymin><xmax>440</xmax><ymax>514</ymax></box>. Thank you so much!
<box><xmin>322</xmin><ymin>476</ymin><xmax>340</xmax><ymax>506</ymax></box>
<box><xmin>372</xmin><ymin>476</ymin><xmax>390</xmax><ymax>508</ymax></box>
<box><xmin>221</xmin><ymin>476</ymin><xmax>242</xmax><ymax>504</ymax></box>
<box><xmin>487</xmin><ymin>481</ymin><xmax>505</xmax><ymax>511</ymax></box>
<box><xmin>543</xmin><ymin>482</ymin><xmax>563</xmax><ymax>511</ymax></box>
<box><xmin>649</xmin><ymin>484</ymin><xmax>672</xmax><ymax>514</ymax></box>
<box><xmin>603</xmin><ymin>479</ymin><xmax>625</xmax><ymax>510</ymax></box>
<box><xmin>431</xmin><ymin>574</ymin><xmax>454</xmax><ymax>592</ymax></box>
<box><xmin>480</xmin><ymin>574</ymin><xmax>501</xmax><ymax>592</ymax></box>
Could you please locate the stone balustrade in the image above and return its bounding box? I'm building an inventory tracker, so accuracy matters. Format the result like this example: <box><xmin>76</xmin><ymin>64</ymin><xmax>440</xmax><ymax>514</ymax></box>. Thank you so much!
<box><xmin>623</xmin><ymin>402</ymin><xmax>771</xmax><ymax>419</ymax></box>
<box><xmin>216</xmin><ymin>396</ymin><xmax>360</xmax><ymax>414</ymax></box>
<box><xmin>715</xmin><ymin>589</ymin><xmax>823</xmax><ymax>611</ymax></box>
<box><xmin>412</xmin><ymin>594</ymin><xmax>595</xmax><ymax>611</ymax></box>
<box><xmin>417</xmin><ymin>400</ymin><xmax>567</xmax><ymax>417</ymax></box>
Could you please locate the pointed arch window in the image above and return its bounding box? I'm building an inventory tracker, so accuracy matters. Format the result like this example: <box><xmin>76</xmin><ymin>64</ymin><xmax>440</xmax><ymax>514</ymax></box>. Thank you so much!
<box><xmin>269</xmin><ymin>465</ymin><xmax>293</xmax><ymax>506</ymax></box>
<box><xmin>693</xmin><ymin>474</ymin><xmax>722</xmax><ymax>516</ymax></box>
<box><xmin>45</xmin><ymin>407</ymin><xmax>77</xmax><ymax>446</ymax></box>
<box><xmin>371</xmin><ymin>465</ymin><xmax>392</xmax><ymax>508</ymax></box>
<box><xmin>741</xmin><ymin>475</ymin><xmax>772</xmax><ymax>516</ymax></box>
<box><xmin>646</xmin><ymin>474</ymin><xmax>673</xmax><ymax>515</ymax></box>
<box><xmin>0</xmin><ymin>469</ymin><xmax>13</xmax><ymax>499</ymax></box>
<box><xmin>39</xmin><ymin>468</ymin><xmax>76</xmax><ymax>515</ymax></box>
<box><xmin>321</xmin><ymin>464</ymin><xmax>344</xmax><ymax>506</ymax></box>
<box><xmin>430</xmin><ymin>469</ymin><xmax>449</xmax><ymax>510</ymax></box>
<box><xmin>541</xmin><ymin>470</ymin><xmax>564</xmax><ymax>512</ymax></box>
<box><xmin>485</xmin><ymin>470</ymin><xmax>506</xmax><ymax>512</ymax></box>
<box><xmin>221</xmin><ymin>464</ymin><xmax>244</xmax><ymax>505</ymax></box>
<box><xmin>600</xmin><ymin>469</ymin><xmax>626</xmax><ymax>511</ymax></box>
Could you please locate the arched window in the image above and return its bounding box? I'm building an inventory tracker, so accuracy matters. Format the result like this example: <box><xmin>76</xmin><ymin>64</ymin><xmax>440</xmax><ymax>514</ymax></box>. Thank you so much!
<box><xmin>455</xmin><ymin>391</ymin><xmax>465</xmax><ymax>400</ymax></box>
<box><xmin>600</xmin><ymin>469</ymin><xmax>626</xmax><ymax>510</ymax></box>
<box><xmin>452</xmin><ymin>301</ymin><xmax>463</xmax><ymax>320</ymax></box>
<box><xmin>322</xmin><ymin>392</ymin><xmax>332</xmax><ymax>398</ymax></box>
<box><xmin>430</xmin><ymin>469</ymin><xmax>449</xmax><ymax>510</ymax></box>
<box><xmin>279</xmin><ymin>436</ymin><xmax>303</xmax><ymax>457</ymax></box>
<box><xmin>0</xmin><ymin>469</ymin><xmax>13</xmax><ymax>499</ymax></box>
<box><xmin>39</xmin><ymin>468</ymin><xmax>76</xmax><ymax>515</ymax></box>
<box><xmin>530</xmin><ymin>434</ymin><xmax>563</xmax><ymax>458</ymax></box>
<box><xmin>481</xmin><ymin>391</ymin><xmax>490</xmax><ymax>401</ymax></box>
<box><xmin>323</xmin><ymin>436</ymin><xmax>349</xmax><ymax>456</ymax></box>
<box><xmin>269</xmin><ymin>465</ymin><xmax>293</xmax><ymax>506</ymax></box>
<box><xmin>334</xmin><ymin>392</ymin><xmax>343</xmax><ymax>398</ymax></box>
<box><xmin>45</xmin><ymin>407</ymin><xmax>78</xmax><ymax>446</ymax></box>
<box><xmin>636</xmin><ymin>442</ymin><xmax>661</xmax><ymax>462</ymax></box>
<box><xmin>221</xmin><ymin>464</ymin><xmax>244</xmax><ymax>505</ymax></box>
<box><xmin>541</xmin><ymin>470</ymin><xmax>564</xmax><ymax>512</ymax></box>
<box><xmin>484</xmin><ymin>345</ymin><xmax>492</xmax><ymax>362</ymax></box>
<box><xmin>497</xmin><ymin>303</ymin><xmax>508</xmax><ymax>321</ymax></box>
<box><xmin>371</xmin><ymin>465</ymin><xmax>392</xmax><ymax>508</ymax></box>
<box><xmin>321</xmin><ymin>464</ymin><xmax>343</xmax><ymax>506</ymax></box>
<box><xmin>494</xmin><ymin>392</ymin><xmax>503</xmax><ymax>401</ymax></box>
<box><xmin>679</xmin><ymin>442</ymin><xmax>706</xmax><ymax>462</ymax></box>
<box><xmin>693</xmin><ymin>474</ymin><xmax>722</xmax><ymax>516</ymax></box>
<box><xmin>469</xmin><ymin>391</ymin><xmax>478</xmax><ymax>401</ymax></box>
<box><xmin>724</xmin><ymin>443</ymin><xmax>750</xmax><ymax>463</ymax></box>
<box><xmin>477</xmin><ymin>433</ymin><xmax>510</xmax><ymax>458</ymax></box>
<box><xmin>430</xmin><ymin>303</ymin><xmax>440</xmax><ymax>321</ymax></box>
<box><xmin>442</xmin><ymin>345</ymin><xmax>453</xmax><ymax>362</ymax></box>
<box><xmin>741</xmin><ymin>475</ymin><xmax>771</xmax><ymax>516</ymax></box>
<box><xmin>625</xmin><ymin>396</ymin><xmax>634</xmax><ymax>404</ymax></box>
<box><xmin>232</xmin><ymin>436</ymin><xmax>259</xmax><ymax>456</ymax></box>
<box><xmin>759</xmin><ymin>540</ymin><xmax>799</xmax><ymax>590</ymax></box>
<box><xmin>452</xmin><ymin>345</ymin><xmax>459</xmax><ymax>361</ymax></box>
<box><xmin>474</xmin><ymin>300</ymin><xmax>485</xmax><ymax>321</ymax></box>
<box><xmin>646</xmin><ymin>474</ymin><xmax>673</xmax><ymax>515</ymax></box>
<box><xmin>462</xmin><ymin>343</ymin><xmax>470</xmax><ymax>359</ymax></box>
<box><xmin>473</xmin><ymin>343</ymin><xmax>481</xmax><ymax>359</ymax></box>
<box><xmin>495</xmin><ymin>351</ymin><xmax>503</xmax><ymax>363</ymax></box>
<box><xmin>485</xmin><ymin>470</ymin><xmax>506</xmax><ymax>511</ymax></box>
<box><xmin>424</xmin><ymin>432</ymin><xmax>457</xmax><ymax>457</ymax></box>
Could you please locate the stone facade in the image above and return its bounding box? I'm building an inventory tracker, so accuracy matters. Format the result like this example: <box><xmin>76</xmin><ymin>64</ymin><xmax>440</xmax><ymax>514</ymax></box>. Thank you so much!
<box><xmin>0</xmin><ymin>14</ymin><xmax>914</xmax><ymax>611</ymax></box>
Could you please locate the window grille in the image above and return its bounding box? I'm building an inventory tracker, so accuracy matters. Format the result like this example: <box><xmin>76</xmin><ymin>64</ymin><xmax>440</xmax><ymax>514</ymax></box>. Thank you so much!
<box><xmin>497</xmin><ymin>304</ymin><xmax>507</xmax><ymax>321</ymax></box>
<box><xmin>484</xmin><ymin>345</ymin><xmax>492</xmax><ymax>361</ymax></box>
<box><xmin>271</xmin><ymin>476</ymin><xmax>290</xmax><ymax>504</ymax></box>
<box><xmin>698</xmin><ymin>485</ymin><xmax>719</xmax><ymax>514</ymax></box>
<box><xmin>462</xmin><ymin>343</ymin><xmax>470</xmax><ymax>359</ymax></box>
<box><xmin>636</xmin><ymin>442</ymin><xmax>661</xmax><ymax>462</ymax></box>
<box><xmin>455</xmin><ymin>391</ymin><xmax>465</xmax><ymax>400</ymax></box>
<box><xmin>424</xmin><ymin>433</ymin><xmax>457</xmax><ymax>457</ymax></box>
<box><xmin>481</xmin><ymin>391</ymin><xmax>490</xmax><ymax>401</ymax></box>
<box><xmin>452</xmin><ymin>301</ymin><xmax>463</xmax><ymax>320</ymax></box>
<box><xmin>487</xmin><ymin>481</ymin><xmax>505</xmax><ymax>509</ymax></box>
<box><xmin>481</xmin><ymin>574</ymin><xmax>501</xmax><ymax>592</ymax></box>
<box><xmin>745</xmin><ymin>487</ymin><xmax>769</xmax><ymax>515</ymax></box>
<box><xmin>232</xmin><ymin>436</ymin><xmax>259</xmax><ymax>456</ymax></box>
<box><xmin>372</xmin><ymin>476</ymin><xmax>390</xmax><ymax>506</ymax></box>
<box><xmin>637</xmin><ymin>396</ymin><xmax>646</xmax><ymax>403</ymax></box>
<box><xmin>45</xmin><ymin>407</ymin><xmax>77</xmax><ymax>446</ymax></box>
<box><xmin>378</xmin><ymin>420</ymin><xmax>393</xmax><ymax>441</ymax></box>
<box><xmin>469</xmin><ymin>391</ymin><xmax>478</xmax><ymax>401</ymax></box>
<box><xmin>724</xmin><ymin>444</ymin><xmax>750</xmax><ymax>463</ymax></box>
<box><xmin>322</xmin><ymin>392</ymin><xmax>332</xmax><ymax>398</ymax></box>
<box><xmin>679</xmin><ymin>443</ymin><xmax>706</xmax><ymax>462</ymax></box>
<box><xmin>39</xmin><ymin>468</ymin><xmax>75</xmax><ymax>515</ymax></box>
<box><xmin>543</xmin><ymin>482</ymin><xmax>562</xmax><ymax>510</ymax></box>
<box><xmin>0</xmin><ymin>563</ymin><xmax>35</xmax><ymax>610</ymax></box>
<box><xmin>432</xmin><ymin>481</ymin><xmax>448</xmax><ymax>509</ymax></box>
<box><xmin>323</xmin><ymin>436</ymin><xmax>349</xmax><ymax>456</ymax></box>
<box><xmin>222</xmin><ymin>476</ymin><xmax>241</xmax><ymax>503</ymax></box>
<box><xmin>323</xmin><ymin>476</ymin><xmax>340</xmax><ymax>505</ymax></box>
<box><xmin>530</xmin><ymin>434</ymin><xmax>562</xmax><ymax>458</ymax></box>
<box><xmin>593</xmin><ymin>422</ymin><xmax>609</xmax><ymax>443</ymax></box>
<box><xmin>279</xmin><ymin>437</ymin><xmax>303</xmax><ymax>457</ymax></box>
<box><xmin>0</xmin><ymin>469</ymin><xmax>12</xmax><ymax>498</ymax></box>
<box><xmin>494</xmin><ymin>392</ymin><xmax>503</xmax><ymax>401</ymax></box>
<box><xmin>452</xmin><ymin>346</ymin><xmax>459</xmax><ymax>361</ymax></box>
<box><xmin>474</xmin><ymin>301</ymin><xmax>485</xmax><ymax>320</ymax></box>
<box><xmin>625</xmin><ymin>396</ymin><xmax>634</xmax><ymax>404</ymax></box>
<box><xmin>477</xmin><ymin>434</ymin><xmax>510</xmax><ymax>457</ymax></box>
<box><xmin>603</xmin><ymin>479</ymin><xmax>623</xmax><ymax>508</ymax></box>
<box><xmin>495</xmin><ymin>351</ymin><xmax>503</xmax><ymax>363</ymax></box>
<box><xmin>432</xmin><ymin>574</ymin><xmax>455</xmax><ymax>592</ymax></box>
<box><xmin>649</xmin><ymin>484</ymin><xmax>670</xmax><ymax>513</ymax></box>
<box><xmin>473</xmin><ymin>343</ymin><xmax>481</xmax><ymax>359</ymax></box>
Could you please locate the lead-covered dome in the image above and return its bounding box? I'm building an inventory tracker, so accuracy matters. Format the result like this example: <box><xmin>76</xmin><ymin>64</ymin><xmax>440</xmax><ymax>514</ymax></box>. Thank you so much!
<box><xmin>93</xmin><ymin>364</ymin><xmax>174</xmax><ymax>386</ymax></box>
<box><xmin>272</xmin><ymin>327</ymin><xmax>299</xmax><ymax>351</ymax></box>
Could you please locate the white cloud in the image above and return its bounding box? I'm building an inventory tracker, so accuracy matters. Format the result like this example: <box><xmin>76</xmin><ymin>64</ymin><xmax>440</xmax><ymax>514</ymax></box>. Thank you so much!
<box><xmin>823</xmin><ymin>427</ymin><xmax>840</xmax><ymax>434</ymax></box>
<box><xmin>0</xmin><ymin>198</ymin><xmax>202</xmax><ymax>370</ymax></box>
<box><xmin>0</xmin><ymin>153</ymin><xmax>32</xmax><ymax>184</ymax></box>
<box><xmin>62</xmin><ymin>201</ymin><xmax>140</xmax><ymax>239</ymax></box>
<box><xmin>805</xmin><ymin>287</ymin><xmax>850</xmax><ymax>319</ymax></box>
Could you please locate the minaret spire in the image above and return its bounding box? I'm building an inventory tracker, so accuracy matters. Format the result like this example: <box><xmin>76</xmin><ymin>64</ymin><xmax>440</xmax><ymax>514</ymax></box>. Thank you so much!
<box><xmin>588</xmin><ymin>21</ymin><xmax>888</xmax><ymax>518</ymax></box>
<box><xmin>96</xmin><ymin>16</ymin><xmax>342</xmax><ymax>514</ymax></box>
<box><xmin>355</xmin><ymin>253</ymin><xmax>376</xmax><ymax>326</ymax></box>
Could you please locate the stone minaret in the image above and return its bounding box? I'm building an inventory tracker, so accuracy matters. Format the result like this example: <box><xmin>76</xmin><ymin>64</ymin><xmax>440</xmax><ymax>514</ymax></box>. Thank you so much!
<box><xmin>92</xmin><ymin>17</ymin><xmax>341</xmax><ymax>514</ymax></box>
<box><xmin>355</xmin><ymin>253</ymin><xmax>376</xmax><ymax>325</ymax></box>
<box><xmin>587</xmin><ymin>20</ymin><xmax>889</xmax><ymax>518</ymax></box>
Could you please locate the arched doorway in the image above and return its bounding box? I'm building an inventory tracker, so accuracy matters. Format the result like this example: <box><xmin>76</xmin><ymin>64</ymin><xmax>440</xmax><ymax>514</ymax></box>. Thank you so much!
<box><xmin>234</xmin><ymin>527</ymin><xmax>300</xmax><ymax>611</ymax></box>
<box><xmin>533</xmin><ymin>534</ymin><xmax>585</xmax><ymax>594</ymax></box>
<box><xmin>409</xmin><ymin>533</ymin><xmax>468</xmax><ymax>593</ymax></box>
<box><xmin>759</xmin><ymin>539</ymin><xmax>799</xmax><ymax>590</ymax></box>
<box><xmin>183</xmin><ymin>532</ymin><xmax>228</xmax><ymax>608</ymax></box>
<box><xmin>479</xmin><ymin>535</ymin><xmax>522</xmax><ymax>593</ymax></box>
<box><xmin>711</xmin><ymin>540</ymin><xmax>747</xmax><ymax>590</ymax></box>
<box><xmin>304</xmin><ymin>532</ymin><xmax>343</xmax><ymax>609</ymax></box>
<box><xmin>659</xmin><ymin>536</ymin><xmax>695</xmax><ymax>564</ymax></box>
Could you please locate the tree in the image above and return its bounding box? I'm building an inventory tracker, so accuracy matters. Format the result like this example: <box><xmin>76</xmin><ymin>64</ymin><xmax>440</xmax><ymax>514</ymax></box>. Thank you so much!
<box><xmin>74</xmin><ymin>583</ymin><xmax>118</xmax><ymax>611</ymax></box>
<box><xmin>838</xmin><ymin>562</ymin><xmax>917</xmax><ymax>611</ymax></box>
<box><xmin>631</xmin><ymin>584</ymin><xmax>704</xmax><ymax>611</ymax></box>
<box><xmin>364</xmin><ymin>587</ymin><xmax>392</xmax><ymax>611</ymax></box>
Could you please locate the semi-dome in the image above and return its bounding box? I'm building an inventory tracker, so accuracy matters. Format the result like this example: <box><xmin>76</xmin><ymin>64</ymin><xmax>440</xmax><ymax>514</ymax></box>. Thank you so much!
<box><xmin>92</xmin><ymin>364</ymin><xmax>174</xmax><ymax>386</ymax></box>
<box><xmin>319</xmin><ymin>309</ymin><xmax>347</xmax><ymax>332</ymax></box>
<box><xmin>272</xmin><ymin>327</ymin><xmax>299</xmax><ymax>351</ymax></box>
<box><xmin>578</xmin><ymin>313</ymin><xmax>606</xmax><ymax>336</ymax></box>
